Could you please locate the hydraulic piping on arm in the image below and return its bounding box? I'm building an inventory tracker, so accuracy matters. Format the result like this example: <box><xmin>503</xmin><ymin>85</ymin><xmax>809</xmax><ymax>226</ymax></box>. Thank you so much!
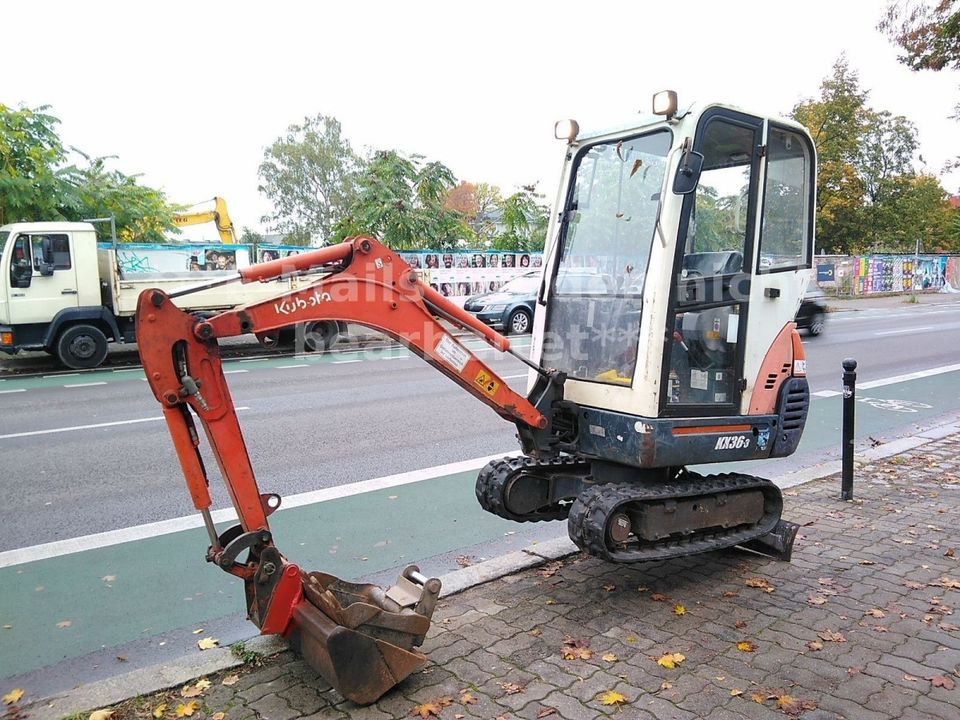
<box><xmin>135</xmin><ymin>235</ymin><xmax>560</xmax><ymax>704</ymax></box>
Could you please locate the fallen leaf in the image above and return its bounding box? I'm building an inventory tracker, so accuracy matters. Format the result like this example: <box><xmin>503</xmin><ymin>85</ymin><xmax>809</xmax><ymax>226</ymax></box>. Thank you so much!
<box><xmin>537</xmin><ymin>709</ymin><xmax>557</xmax><ymax>718</ymax></box>
<box><xmin>222</xmin><ymin>675</ymin><xmax>239</xmax><ymax>686</ymax></box>
<box><xmin>903</xmin><ymin>674</ymin><xmax>919</xmax><ymax>682</ymax></box>
<box><xmin>905</xmin><ymin>581</ymin><xmax>926</xmax><ymax>589</ymax></box>
<box><xmin>153</xmin><ymin>703</ymin><xmax>167</xmax><ymax>718</ymax></box>
<box><xmin>3</xmin><ymin>689</ymin><xmax>24</xmax><ymax>705</ymax></box>
<box><xmin>410</xmin><ymin>696</ymin><xmax>453</xmax><ymax>718</ymax></box>
<box><xmin>939</xmin><ymin>623</ymin><xmax>960</xmax><ymax>632</ymax></box>
<box><xmin>865</xmin><ymin>608</ymin><xmax>886</xmax><ymax>618</ymax></box>
<box><xmin>650</xmin><ymin>593</ymin><xmax>669</xmax><ymax>602</ymax></box>
<box><xmin>673</xmin><ymin>604</ymin><xmax>686</xmax><ymax>616</ymax></box>
<box><xmin>116</xmin><ymin>655</ymin><xmax>128</xmax><ymax>663</ymax></box>
<box><xmin>459</xmin><ymin>691</ymin><xmax>477</xmax><ymax>705</ymax></box>
<box><xmin>806</xmin><ymin>641</ymin><xmax>823</xmax><ymax>651</ymax></box>
<box><xmin>776</xmin><ymin>694</ymin><xmax>818</xmax><ymax>715</ymax></box>
<box><xmin>736</xmin><ymin>641</ymin><xmax>758</xmax><ymax>653</ymax></box>
<box><xmin>659</xmin><ymin>681</ymin><xmax>673</xmax><ymax>690</ymax></box>
<box><xmin>745</xmin><ymin>577</ymin><xmax>775</xmax><ymax>593</ymax></box>
<box><xmin>602</xmin><ymin>583</ymin><xmax>616</xmax><ymax>592</ymax></box>
<box><xmin>102</xmin><ymin>575</ymin><xmax>117</xmax><ymax>583</ymax></box>
<box><xmin>90</xmin><ymin>711</ymin><xmax>114</xmax><ymax>720</ymax></box>
<box><xmin>194</xmin><ymin>679</ymin><xmax>211</xmax><ymax>691</ymax></box>
<box><xmin>181</xmin><ymin>684</ymin><xmax>204</xmax><ymax>698</ymax></box>
<box><xmin>807</xmin><ymin>595</ymin><xmax>828</xmax><ymax>606</ymax></box>
<box><xmin>625</xmin><ymin>634</ymin><xmax>638</xmax><ymax>643</ymax></box>
<box><xmin>722</xmin><ymin>590</ymin><xmax>740</xmax><ymax>598</ymax></box>
<box><xmin>562</xmin><ymin>636</ymin><xmax>594</xmax><ymax>660</ymax></box>
<box><xmin>197</xmin><ymin>637</ymin><xmax>219</xmax><ymax>650</ymax></box>
<box><xmin>191</xmin><ymin>628</ymin><xmax>204</xmax><ymax>635</ymax></box>
<box><xmin>597</xmin><ymin>690</ymin><xmax>629</xmax><ymax>707</ymax></box>
<box><xmin>656</xmin><ymin>652</ymin><xmax>686</xmax><ymax>669</ymax></box>
<box><xmin>56</xmin><ymin>620</ymin><xmax>72</xmax><ymax>629</ymax></box>
<box><xmin>601</xmin><ymin>652</ymin><xmax>618</xmax><ymax>662</ymax></box>
<box><xmin>859</xmin><ymin>560</ymin><xmax>876</xmax><ymax>566</ymax></box>
<box><xmin>930</xmin><ymin>674</ymin><xmax>956</xmax><ymax>690</ymax></box>
<box><xmin>730</xmin><ymin>689</ymin><xmax>743</xmax><ymax>697</ymax></box>
<box><xmin>848</xmin><ymin>667</ymin><xmax>861</xmax><ymax>675</ymax></box>
<box><xmin>946</xmin><ymin>548</ymin><xmax>956</xmax><ymax>558</ymax></box>
<box><xmin>750</xmin><ymin>692</ymin><xmax>766</xmax><ymax>704</ymax></box>
<box><xmin>932</xmin><ymin>577</ymin><xmax>960</xmax><ymax>589</ymax></box>
<box><xmin>817</xmin><ymin>630</ymin><xmax>847</xmax><ymax>643</ymax></box>
<box><xmin>211</xmin><ymin>714</ymin><xmax>225</xmax><ymax>720</ymax></box>
<box><xmin>545</xmin><ymin>599</ymin><xmax>556</xmax><ymax>605</ymax></box>
<box><xmin>455</xmin><ymin>555</ymin><xmax>474</xmax><ymax>568</ymax></box>
<box><xmin>175</xmin><ymin>701</ymin><xmax>200</xmax><ymax>718</ymax></box>
<box><xmin>498</xmin><ymin>681</ymin><xmax>526</xmax><ymax>695</ymax></box>
<box><xmin>529</xmin><ymin>628</ymin><xmax>543</xmax><ymax>637</ymax></box>
<box><xmin>734</xmin><ymin>620</ymin><xmax>747</xmax><ymax>629</ymax></box>
<box><xmin>537</xmin><ymin>561</ymin><xmax>562</xmax><ymax>578</ymax></box>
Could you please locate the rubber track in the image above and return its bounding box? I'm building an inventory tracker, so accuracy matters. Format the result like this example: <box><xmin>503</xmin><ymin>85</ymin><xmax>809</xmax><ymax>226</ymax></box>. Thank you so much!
<box><xmin>475</xmin><ymin>456</ymin><xmax>591</xmax><ymax>523</ymax></box>
<box><xmin>567</xmin><ymin>472</ymin><xmax>783</xmax><ymax>563</ymax></box>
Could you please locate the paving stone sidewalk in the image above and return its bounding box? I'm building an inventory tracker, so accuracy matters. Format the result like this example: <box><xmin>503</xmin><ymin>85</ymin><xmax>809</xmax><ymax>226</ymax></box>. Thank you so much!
<box><xmin>26</xmin><ymin>433</ymin><xmax>960</xmax><ymax>720</ymax></box>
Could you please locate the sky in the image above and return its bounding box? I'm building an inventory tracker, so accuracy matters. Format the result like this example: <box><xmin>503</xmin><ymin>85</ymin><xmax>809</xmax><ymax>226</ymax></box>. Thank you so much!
<box><xmin>5</xmin><ymin>1</ymin><xmax>959</xmax><ymax>240</ymax></box>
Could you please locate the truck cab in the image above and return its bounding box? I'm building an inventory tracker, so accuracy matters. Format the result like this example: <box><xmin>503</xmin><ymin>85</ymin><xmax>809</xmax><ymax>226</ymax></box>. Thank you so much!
<box><xmin>1</xmin><ymin>223</ymin><xmax>110</xmax><ymax>365</ymax></box>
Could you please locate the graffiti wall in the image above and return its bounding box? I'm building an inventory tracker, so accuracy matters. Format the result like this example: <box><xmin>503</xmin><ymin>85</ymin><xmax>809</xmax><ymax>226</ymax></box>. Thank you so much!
<box><xmin>816</xmin><ymin>254</ymin><xmax>959</xmax><ymax>295</ymax></box>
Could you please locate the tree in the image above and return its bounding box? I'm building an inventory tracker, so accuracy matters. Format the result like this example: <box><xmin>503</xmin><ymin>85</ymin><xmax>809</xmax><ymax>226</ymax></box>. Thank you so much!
<box><xmin>258</xmin><ymin>114</ymin><xmax>362</xmax><ymax>245</ymax></box>
<box><xmin>880</xmin><ymin>1</ymin><xmax>960</xmax><ymax>72</ymax></box>
<box><xmin>334</xmin><ymin>150</ymin><xmax>466</xmax><ymax>249</ymax></box>
<box><xmin>493</xmin><ymin>184</ymin><xmax>549</xmax><ymax>252</ymax></box>
<box><xmin>444</xmin><ymin>181</ymin><xmax>503</xmax><ymax>247</ymax></box>
<box><xmin>0</xmin><ymin>103</ymin><xmax>174</xmax><ymax>240</ymax></box>
<box><xmin>0</xmin><ymin>104</ymin><xmax>73</xmax><ymax>225</ymax></box>
<box><xmin>240</xmin><ymin>227</ymin><xmax>264</xmax><ymax>244</ymax></box>
<box><xmin>791</xmin><ymin>58</ymin><xmax>872</xmax><ymax>253</ymax></box>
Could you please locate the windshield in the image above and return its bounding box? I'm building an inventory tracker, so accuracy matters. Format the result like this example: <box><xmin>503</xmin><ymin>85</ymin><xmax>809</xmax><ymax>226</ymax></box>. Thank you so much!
<box><xmin>501</xmin><ymin>273</ymin><xmax>540</xmax><ymax>294</ymax></box>
<box><xmin>542</xmin><ymin>129</ymin><xmax>672</xmax><ymax>385</ymax></box>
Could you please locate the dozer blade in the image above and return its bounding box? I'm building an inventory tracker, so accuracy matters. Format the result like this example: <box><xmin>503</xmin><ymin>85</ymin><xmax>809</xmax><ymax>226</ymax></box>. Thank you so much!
<box><xmin>278</xmin><ymin>565</ymin><xmax>441</xmax><ymax>705</ymax></box>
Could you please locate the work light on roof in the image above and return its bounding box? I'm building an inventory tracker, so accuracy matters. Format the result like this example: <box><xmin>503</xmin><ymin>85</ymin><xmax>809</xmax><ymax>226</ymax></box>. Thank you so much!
<box><xmin>652</xmin><ymin>90</ymin><xmax>678</xmax><ymax>119</ymax></box>
<box><xmin>554</xmin><ymin>119</ymin><xmax>580</xmax><ymax>142</ymax></box>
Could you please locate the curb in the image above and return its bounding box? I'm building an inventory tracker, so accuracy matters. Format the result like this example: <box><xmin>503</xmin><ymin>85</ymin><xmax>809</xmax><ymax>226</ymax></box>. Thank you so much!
<box><xmin>21</xmin><ymin>416</ymin><xmax>960</xmax><ymax>719</ymax></box>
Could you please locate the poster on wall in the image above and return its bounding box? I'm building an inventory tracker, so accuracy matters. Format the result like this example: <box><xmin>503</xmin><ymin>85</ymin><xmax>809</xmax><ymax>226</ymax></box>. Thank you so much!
<box><xmin>398</xmin><ymin>252</ymin><xmax>544</xmax><ymax>302</ymax></box>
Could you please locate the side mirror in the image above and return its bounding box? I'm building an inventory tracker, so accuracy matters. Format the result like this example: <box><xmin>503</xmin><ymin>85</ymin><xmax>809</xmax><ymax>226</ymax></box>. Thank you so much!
<box><xmin>38</xmin><ymin>262</ymin><xmax>55</xmax><ymax>277</ymax></box>
<box><xmin>672</xmin><ymin>149</ymin><xmax>704</xmax><ymax>195</ymax></box>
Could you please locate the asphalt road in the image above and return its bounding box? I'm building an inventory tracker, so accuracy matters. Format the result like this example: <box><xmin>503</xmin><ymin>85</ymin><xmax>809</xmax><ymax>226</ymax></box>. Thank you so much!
<box><xmin>2</xmin><ymin>299</ymin><xmax>960</xmax><ymax>553</ymax></box>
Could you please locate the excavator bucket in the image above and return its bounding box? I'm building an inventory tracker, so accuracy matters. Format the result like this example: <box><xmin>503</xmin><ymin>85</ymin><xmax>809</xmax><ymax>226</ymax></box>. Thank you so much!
<box><xmin>268</xmin><ymin>565</ymin><xmax>441</xmax><ymax>705</ymax></box>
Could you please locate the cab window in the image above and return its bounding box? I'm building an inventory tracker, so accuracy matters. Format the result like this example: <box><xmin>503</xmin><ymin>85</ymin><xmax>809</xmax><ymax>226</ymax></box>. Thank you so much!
<box><xmin>28</xmin><ymin>234</ymin><xmax>72</xmax><ymax>270</ymax></box>
<box><xmin>9</xmin><ymin>235</ymin><xmax>33</xmax><ymax>287</ymax></box>
<box><xmin>758</xmin><ymin>126</ymin><xmax>813</xmax><ymax>272</ymax></box>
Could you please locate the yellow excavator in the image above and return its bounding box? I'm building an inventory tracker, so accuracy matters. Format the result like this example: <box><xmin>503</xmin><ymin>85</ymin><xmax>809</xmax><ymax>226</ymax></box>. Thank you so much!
<box><xmin>172</xmin><ymin>197</ymin><xmax>237</xmax><ymax>244</ymax></box>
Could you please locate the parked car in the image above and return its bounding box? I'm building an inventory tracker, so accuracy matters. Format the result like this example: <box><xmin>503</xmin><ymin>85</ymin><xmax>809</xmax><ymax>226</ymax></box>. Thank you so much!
<box><xmin>463</xmin><ymin>272</ymin><xmax>540</xmax><ymax>334</ymax></box>
<box><xmin>795</xmin><ymin>285</ymin><xmax>827</xmax><ymax>336</ymax></box>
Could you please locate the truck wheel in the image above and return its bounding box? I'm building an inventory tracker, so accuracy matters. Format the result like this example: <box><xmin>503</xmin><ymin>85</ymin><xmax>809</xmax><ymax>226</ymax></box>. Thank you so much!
<box><xmin>301</xmin><ymin>320</ymin><xmax>340</xmax><ymax>352</ymax></box>
<box><xmin>56</xmin><ymin>324</ymin><xmax>108</xmax><ymax>369</ymax></box>
<box><xmin>507</xmin><ymin>308</ymin><xmax>532</xmax><ymax>335</ymax></box>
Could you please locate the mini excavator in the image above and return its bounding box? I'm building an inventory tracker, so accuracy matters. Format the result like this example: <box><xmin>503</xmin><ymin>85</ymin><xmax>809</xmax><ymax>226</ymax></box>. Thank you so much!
<box><xmin>138</xmin><ymin>93</ymin><xmax>815</xmax><ymax>703</ymax></box>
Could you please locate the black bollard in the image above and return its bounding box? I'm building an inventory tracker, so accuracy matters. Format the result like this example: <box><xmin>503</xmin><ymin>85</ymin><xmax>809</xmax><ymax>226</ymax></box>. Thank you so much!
<box><xmin>841</xmin><ymin>358</ymin><xmax>857</xmax><ymax>501</ymax></box>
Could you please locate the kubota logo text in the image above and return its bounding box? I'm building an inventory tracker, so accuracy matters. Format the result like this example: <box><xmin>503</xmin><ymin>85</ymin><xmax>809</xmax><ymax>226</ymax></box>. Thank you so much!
<box><xmin>274</xmin><ymin>290</ymin><xmax>332</xmax><ymax>316</ymax></box>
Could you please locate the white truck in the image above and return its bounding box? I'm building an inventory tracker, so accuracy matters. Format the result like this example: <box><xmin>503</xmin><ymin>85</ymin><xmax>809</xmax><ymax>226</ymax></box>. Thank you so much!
<box><xmin>0</xmin><ymin>222</ymin><xmax>341</xmax><ymax>369</ymax></box>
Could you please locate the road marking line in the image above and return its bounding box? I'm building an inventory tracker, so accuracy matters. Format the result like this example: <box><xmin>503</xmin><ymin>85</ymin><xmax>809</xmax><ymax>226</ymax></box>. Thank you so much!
<box><xmin>44</xmin><ymin>373</ymin><xmax>78</xmax><ymax>379</ymax></box>
<box><xmin>0</xmin><ymin>449</ymin><xmax>511</xmax><ymax>568</ymax></box>
<box><xmin>500</xmin><ymin>373</ymin><xmax>529</xmax><ymax>380</ymax></box>
<box><xmin>277</xmin><ymin>364</ymin><xmax>309</xmax><ymax>369</ymax></box>
<box><xmin>0</xmin><ymin>407</ymin><xmax>250</xmax><ymax>442</ymax></box>
<box><xmin>0</xmin><ymin>389</ymin><xmax>26</xmax><ymax>394</ymax></box>
<box><xmin>64</xmin><ymin>381</ymin><xmax>108</xmax><ymax>388</ymax></box>
<box><xmin>223</xmin><ymin>369</ymin><xmax>249</xmax><ymax>374</ymax></box>
<box><xmin>112</xmin><ymin>368</ymin><xmax>141</xmax><ymax>373</ymax></box>
<box><xmin>380</xmin><ymin>356</ymin><xmax>407</xmax><ymax>360</ymax></box>
<box><xmin>332</xmin><ymin>359</ymin><xmax>361</xmax><ymax>364</ymax></box>
<box><xmin>811</xmin><ymin>363</ymin><xmax>960</xmax><ymax>397</ymax></box>
<box><xmin>875</xmin><ymin>326</ymin><xmax>934</xmax><ymax>336</ymax></box>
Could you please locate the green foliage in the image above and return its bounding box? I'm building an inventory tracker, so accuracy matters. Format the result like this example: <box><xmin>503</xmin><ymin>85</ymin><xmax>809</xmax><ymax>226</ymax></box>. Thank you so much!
<box><xmin>230</xmin><ymin>640</ymin><xmax>263</xmax><ymax>666</ymax></box>
<box><xmin>258</xmin><ymin>114</ymin><xmax>361</xmax><ymax>245</ymax></box>
<box><xmin>239</xmin><ymin>226</ymin><xmax>264</xmax><ymax>244</ymax></box>
<box><xmin>791</xmin><ymin>57</ymin><xmax>952</xmax><ymax>253</ymax></box>
<box><xmin>0</xmin><ymin>103</ymin><xmax>175</xmax><ymax>240</ymax></box>
<box><xmin>492</xmin><ymin>184</ymin><xmax>549</xmax><ymax>251</ymax></box>
<box><xmin>334</xmin><ymin>150</ymin><xmax>465</xmax><ymax>249</ymax></box>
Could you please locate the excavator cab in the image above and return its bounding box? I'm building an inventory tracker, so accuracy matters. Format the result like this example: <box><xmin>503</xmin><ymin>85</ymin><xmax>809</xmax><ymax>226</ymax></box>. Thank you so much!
<box><xmin>137</xmin><ymin>93</ymin><xmax>815</xmax><ymax>704</ymax></box>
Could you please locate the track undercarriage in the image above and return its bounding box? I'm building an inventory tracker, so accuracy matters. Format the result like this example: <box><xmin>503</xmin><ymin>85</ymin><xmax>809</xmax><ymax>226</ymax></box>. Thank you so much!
<box><xmin>476</xmin><ymin>457</ymin><xmax>799</xmax><ymax>563</ymax></box>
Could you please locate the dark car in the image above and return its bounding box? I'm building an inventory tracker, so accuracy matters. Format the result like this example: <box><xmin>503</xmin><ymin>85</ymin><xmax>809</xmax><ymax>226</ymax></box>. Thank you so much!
<box><xmin>463</xmin><ymin>272</ymin><xmax>540</xmax><ymax>334</ymax></box>
<box><xmin>795</xmin><ymin>285</ymin><xmax>827</xmax><ymax>336</ymax></box>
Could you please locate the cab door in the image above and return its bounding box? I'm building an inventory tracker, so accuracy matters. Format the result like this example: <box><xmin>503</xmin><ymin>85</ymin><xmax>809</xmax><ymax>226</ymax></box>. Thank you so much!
<box><xmin>660</xmin><ymin>109</ymin><xmax>764</xmax><ymax>416</ymax></box>
<box><xmin>7</xmin><ymin>232</ymin><xmax>80</xmax><ymax>324</ymax></box>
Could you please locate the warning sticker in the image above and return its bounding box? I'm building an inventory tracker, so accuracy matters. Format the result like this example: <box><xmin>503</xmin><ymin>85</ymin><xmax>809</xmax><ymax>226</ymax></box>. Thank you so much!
<box><xmin>436</xmin><ymin>335</ymin><xmax>470</xmax><ymax>373</ymax></box>
<box><xmin>474</xmin><ymin>370</ymin><xmax>500</xmax><ymax>397</ymax></box>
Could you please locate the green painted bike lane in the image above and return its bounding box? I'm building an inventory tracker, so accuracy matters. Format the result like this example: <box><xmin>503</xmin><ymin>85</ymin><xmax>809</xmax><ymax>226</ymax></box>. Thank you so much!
<box><xmin>2</xmin><ymin>367</ymin><xmax>957</xmax><ymax>678</ymax></box>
